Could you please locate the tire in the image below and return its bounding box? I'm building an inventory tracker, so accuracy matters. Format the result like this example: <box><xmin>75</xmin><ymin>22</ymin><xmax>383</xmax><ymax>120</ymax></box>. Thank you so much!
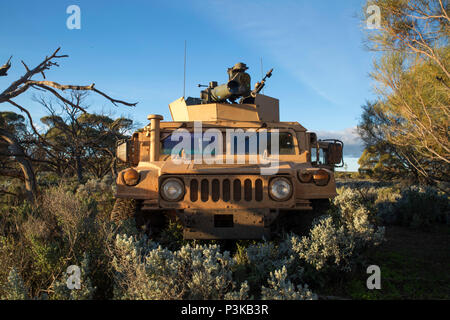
<box><xmin>274</xmin><ymin>199</ymin><xmax>332</xmax><ymax>236</ymax></box>
<box><xmin>311</xmin><ymin>199</ymin><xmax>331</xmax><ymax>214</ymax></box>
<box><xmin>110</xmin><ymin>198</ymin><xmax>137</xmax><ymax>222</ymax></box>
<box><xmin>136</xmin><ymin>210</ymin><xmax>172</xmax><ymax>238</ymax></box>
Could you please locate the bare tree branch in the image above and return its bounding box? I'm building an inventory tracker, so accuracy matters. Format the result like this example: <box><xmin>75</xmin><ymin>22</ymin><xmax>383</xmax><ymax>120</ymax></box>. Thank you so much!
<box><xmin>0</xmin><ymin>47</ymin><xmax>137</xmax><ymax>107</ymax></box>
<box><xmin>0</xmin><ymin>56</ymin><xmax>12</xmax><ymax>76</ymax></box>
<box><xmin>0</xmin><ymin>47</ymin><xmax>138</xmax><ymax>200</ymax></box>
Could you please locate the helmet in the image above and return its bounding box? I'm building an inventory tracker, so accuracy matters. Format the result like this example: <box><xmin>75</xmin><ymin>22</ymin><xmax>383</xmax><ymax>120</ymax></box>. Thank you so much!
<box><xmin>232</xmin><ymin>62</ymin><xmax>248</xmax><ymax>71</ymax></box>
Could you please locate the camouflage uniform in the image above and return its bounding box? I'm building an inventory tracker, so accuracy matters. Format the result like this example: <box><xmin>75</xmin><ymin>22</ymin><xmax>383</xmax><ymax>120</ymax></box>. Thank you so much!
<box><xmin>228</xmin><ymin>63</ymin><xmax>251</xmax><ymax>96</ymax></box>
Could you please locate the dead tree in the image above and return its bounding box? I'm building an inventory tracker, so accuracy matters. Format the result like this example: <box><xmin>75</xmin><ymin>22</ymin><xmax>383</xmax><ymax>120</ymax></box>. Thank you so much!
<box><xmin>0</xmin><ymin>48</ymin><xmax>137</xmax><ymax>202</ymax></box>
<box><xmin>0</xmin><ymin>128</ymin><xmax>37</xmax><ymax>202</ymax></box>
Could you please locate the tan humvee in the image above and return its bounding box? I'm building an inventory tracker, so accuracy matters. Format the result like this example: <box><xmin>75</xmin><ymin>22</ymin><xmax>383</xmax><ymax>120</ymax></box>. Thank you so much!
<box><xmin>113</xmin><ymin>66</ymin><xmax>343</xmax><ymax>239</ymax></box>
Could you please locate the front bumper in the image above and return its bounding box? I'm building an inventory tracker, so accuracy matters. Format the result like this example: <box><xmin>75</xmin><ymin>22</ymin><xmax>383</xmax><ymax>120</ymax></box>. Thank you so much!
<box><xmin>179</xmin><ymin>208</ymin><xmax>278</xmax><ymax>239</ymax></box>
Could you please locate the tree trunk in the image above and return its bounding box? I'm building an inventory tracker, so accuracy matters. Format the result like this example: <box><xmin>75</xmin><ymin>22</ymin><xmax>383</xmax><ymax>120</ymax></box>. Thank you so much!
<box><xmin>75</xmin><ymin>153</ymin><xmax>83</xmax><ymax>183</ymax></box>
<box><xmin>0</xmin><ymin>128</ymin><xmax>37</xmax><ymax>202</ymax></box>
<box><xmin>111</xmin><ymin>157</ymin><xmax>118</xmax><ymax>178</ymax></box>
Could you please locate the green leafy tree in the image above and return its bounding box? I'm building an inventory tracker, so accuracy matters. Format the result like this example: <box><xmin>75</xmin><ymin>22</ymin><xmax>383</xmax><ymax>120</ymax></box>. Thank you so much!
<box><xmin>37</xmin><ymin>92</ymin><xmax>134</xmax><ymax>181</ymax></box>
<box><xmin>361</xmin><ymin>0</ymin><xmax>449</xmax><ymax>184</ymax></box>
<box><xmin>0</xmin><ymin>112</ymin><xmax>34</xmax><ymax>200</ymax></box>
<box><xmin>357</xmin><ymin>101</ymin><xmax>420</xmax><ymax>180</ymax></box>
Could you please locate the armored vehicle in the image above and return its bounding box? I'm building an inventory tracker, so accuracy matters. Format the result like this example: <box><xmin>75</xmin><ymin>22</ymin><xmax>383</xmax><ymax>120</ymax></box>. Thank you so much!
<box><xmin>113</xmin><ymin>63</ymin><xmax>343</xmax><ymax>239</ymax></box>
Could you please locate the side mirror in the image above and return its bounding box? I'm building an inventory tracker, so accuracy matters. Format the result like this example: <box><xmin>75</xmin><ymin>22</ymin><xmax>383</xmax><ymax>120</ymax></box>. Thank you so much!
<box><xmin>327</xmin><ymin>143</ymin><xmax>343</xmax><ymax>166</ymax></box>
<box><xmin>320</xmin><ymin>139</ymin><xmax>344</xmax><ymax>167</ymax></box>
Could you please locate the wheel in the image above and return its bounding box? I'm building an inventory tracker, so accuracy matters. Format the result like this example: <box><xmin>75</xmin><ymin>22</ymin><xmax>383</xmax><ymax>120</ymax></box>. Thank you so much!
<box><xmin>135</xmin><ymin>209</ymin><xmax>165</xmax><ymax>236</ymax></box>
<box><xmin>311</xmin><ymin>199</ymin><xmax>331</xmax><ymax>214</ymax></box>
<box><xmin>110</xmin><ymin>198</ymin><xmax>137</xmax><ymax>222</ymax></box>
<box><xmin>273</xmin><ymin>199</ymin><xmax>332</xmax><ymax>236</ymax></box>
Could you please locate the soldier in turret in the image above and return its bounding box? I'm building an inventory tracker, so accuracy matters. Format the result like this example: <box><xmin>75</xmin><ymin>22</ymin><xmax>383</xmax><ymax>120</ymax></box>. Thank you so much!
<box><xmin>200</xmin><ymin>62</ymin><xmax>253</xmax><ymax>103</ymax></box>
<box><xmin>227</xmin><ymin>62</ymin><xmax>251</xmax><ymax>98</ymax></box>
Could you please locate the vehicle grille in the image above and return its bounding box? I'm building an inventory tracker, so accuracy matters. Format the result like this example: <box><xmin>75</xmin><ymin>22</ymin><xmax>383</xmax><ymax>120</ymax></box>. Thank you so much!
<box><xmin>189</xmin><ymin>177</ymin><xmax>264</xmax><ymax>203</ymax></box>
<box><xmin>159</xmin><ymin>175</ymin><xmax>295</xmax><ymax>209</ymax></box>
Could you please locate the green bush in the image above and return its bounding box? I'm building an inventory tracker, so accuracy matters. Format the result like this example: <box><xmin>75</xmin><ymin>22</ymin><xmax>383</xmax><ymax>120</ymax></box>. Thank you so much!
<box><xmin>111</xmin><ymin>234</ymin><xmax>246</xmax><ymax>300</ymax></box>
<box><xmin>391</xmin><ymin>187</ymin><xmax>449</xmax><ymax>229</ymax></box>
<box><xmin>334</xmin><ymin>185</ymin><xmax>448</xmax><ymax>230</ymax></box>
<box><xmin>1</xmin><ymin>180</ymin><xmax>392</xmax><ymax>300</ymax></box>
<box><xmin>261</xmin><ymin>266</ymin><xmax>316</xmax><ymax>300</ymax></box>
<box><xmin>0</xmin><ymin>180</ymin><xmax>117</xmax><ymax>299</ymax></box>
<box><xmin>1</xmin><ymin>268</ymin><xmax>29</xmax><ymax>300</ymax></box>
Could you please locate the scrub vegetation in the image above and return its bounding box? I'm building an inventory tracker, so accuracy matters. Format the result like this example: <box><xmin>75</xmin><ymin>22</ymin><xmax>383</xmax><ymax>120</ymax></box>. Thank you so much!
<box><xmin>0</xmin><ymin>0</ymin><xmax>449</xmax><ymax>300</ymax></box>
<box><xmin>0</xmin><ymin>177</ymin><xmax>447</xmax><ymax>300</ymax></box>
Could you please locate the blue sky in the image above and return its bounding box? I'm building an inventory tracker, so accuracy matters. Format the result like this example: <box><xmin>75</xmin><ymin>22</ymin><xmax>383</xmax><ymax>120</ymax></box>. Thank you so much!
<box><xmin>0</xmin><ymin>0</ymin><xmax>376</xmax><ymax>171</ymax></box>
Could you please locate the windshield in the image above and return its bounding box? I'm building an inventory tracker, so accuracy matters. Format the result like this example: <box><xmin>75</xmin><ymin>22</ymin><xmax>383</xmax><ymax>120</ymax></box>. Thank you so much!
<box><xmin>161</xmin><ymin>131</ymin><xmax>296</xmax><ymax>156</ymax></box>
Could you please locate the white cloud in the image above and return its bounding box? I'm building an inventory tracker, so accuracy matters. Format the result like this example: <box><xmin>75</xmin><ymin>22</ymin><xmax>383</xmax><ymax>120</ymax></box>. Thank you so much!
<box><xmin>316</xmin><ymin>127</ymin><xmax>364</xmax><ymax>158</ymax></box>
<box><xmin>193</xmin><ymin>0</ymin><xmax>368</xmax><ymax>109</ymax></box>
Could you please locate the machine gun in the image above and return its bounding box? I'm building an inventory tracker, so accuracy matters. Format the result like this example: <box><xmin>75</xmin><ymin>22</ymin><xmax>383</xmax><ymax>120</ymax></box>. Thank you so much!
<box><xmin>251</xmin><ymin>68</ymin><xmax>273</xmax><ymax>98</ymax></box>
<box><xmin>198</xmin><ymin>65</ymin><xmax>274</xmax><ymax>104</ymax></box>
<box><xmin>199</xmin><ymin>80</ymin><xmax>246</xmax><ymax>104</ymax></box>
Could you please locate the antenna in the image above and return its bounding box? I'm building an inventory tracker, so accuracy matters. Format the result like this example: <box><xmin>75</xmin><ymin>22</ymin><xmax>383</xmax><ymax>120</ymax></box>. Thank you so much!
<box><xmin>183</xmin><ymin>40</ymin><xmax>187</xmax><ymax>98</ymax></box>
<box><xmin>260</xmin><ymin>57</ymin><xmax>264</xmax><ymax>94</ymax></box>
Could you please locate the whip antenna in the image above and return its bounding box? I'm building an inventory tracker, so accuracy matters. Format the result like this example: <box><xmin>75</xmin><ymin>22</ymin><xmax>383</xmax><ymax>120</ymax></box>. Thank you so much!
<box><xmin>260</xmin><ymin>57</ymin><xmax>264</xmax><ymax>94</ymax></box>
<box><xmin>183</xmin><ymin>40</ymin><xmax>187</xmax><ymax>98</ymax></box>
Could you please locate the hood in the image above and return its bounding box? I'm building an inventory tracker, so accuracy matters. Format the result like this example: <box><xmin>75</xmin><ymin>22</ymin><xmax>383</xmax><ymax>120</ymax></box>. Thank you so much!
<box><xmin>157</xmin><ymin>160</ymin><xmax>298</xmax><ymax>175</ymax></box>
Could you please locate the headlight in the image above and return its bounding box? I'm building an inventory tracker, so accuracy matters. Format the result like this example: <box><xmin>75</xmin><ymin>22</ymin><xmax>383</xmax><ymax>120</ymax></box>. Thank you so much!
<box><xmin>298</xmin><ymin>169</ymin><xmax>313</xmax><ymax>183</ymax></box>
<box><xmin>313</xmin><ymin>169</ymin><xmax>330</xmax><ymax>186</ymax></box>
<box><xmin>160</xmin><ymin>178</ymin><xmax>185</xmax><ymax>201</ymax></box>
<box><xmin>122</xmin><ymin>168</ymin><xmax>140</xmax><ymax>186</ymax></box>
<box><xmin>269</xmin><ymin>177</ymin><xmax>292</xmax><ymax>201</ymax></box>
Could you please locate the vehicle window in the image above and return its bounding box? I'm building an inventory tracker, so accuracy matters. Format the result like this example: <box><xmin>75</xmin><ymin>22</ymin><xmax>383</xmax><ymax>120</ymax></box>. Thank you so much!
<box><xmin>232</xmin><ymin>132</ymin><xmax>295</xmax><ymax>155</ymax></box>
<box><xmin>278</xmin><ymin>132</ymin><xmax>295</xmax><ymax>155</ymax></box>
<box><xmin>311</xmin><ymin>147</ymin><xmax>327</xmax><ymax>164</ymax></box>
<box><xmin>161</xmin><ymin>137</ymin><xmax>180</xmax><ymax>156</ymax></box>
<box><xmin>311</xmin><ymin>147</ymin><xmax>317</xmax><ymax>163</ymax></box>
<box><xmin>319</xmin><ymin>148</ymin><xmax>325</xmax><ymax>164</ymax></box>
<box><xmin>161</xmin><ymin>134</ymin><xmax>215</xmax><ymax>156</ymax></box>
<box><xmin>161</xmin><ymin>130</ymin><xmax>296</xmax><ymax>156</ymax></box>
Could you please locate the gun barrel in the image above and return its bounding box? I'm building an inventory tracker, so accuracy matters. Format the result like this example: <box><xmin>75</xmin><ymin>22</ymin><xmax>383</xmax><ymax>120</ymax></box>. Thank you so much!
<box><xmin>209</xmin><ymin>80</ymin><xmax>243</xmax><ymax>102</ymax></box>
<box><xmin>251</xmin><ymin>68</ymin><xmax>273</xmax><ymax>97</ymax></box>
